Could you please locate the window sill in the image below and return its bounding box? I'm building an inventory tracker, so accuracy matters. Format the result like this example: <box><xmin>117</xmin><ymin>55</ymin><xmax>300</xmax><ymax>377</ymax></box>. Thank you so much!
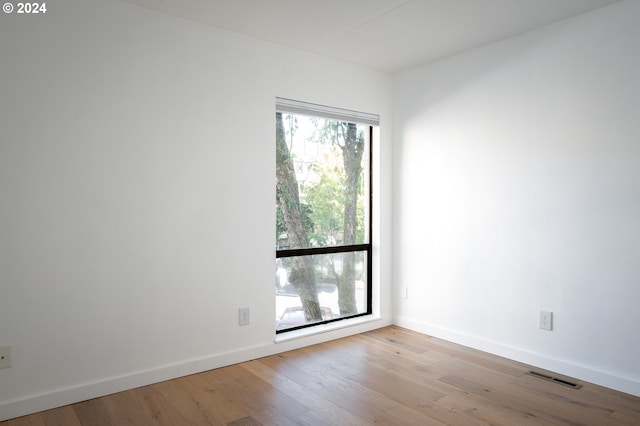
<box><xmin>274</xmin><ymin>315</ymin><xmax>382</xmax><ymax>343</ymax></box>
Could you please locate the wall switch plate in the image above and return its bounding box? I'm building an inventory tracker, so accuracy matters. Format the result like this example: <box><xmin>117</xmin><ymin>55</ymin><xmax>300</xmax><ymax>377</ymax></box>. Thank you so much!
<box><xmin>0</xmin><ymin>346</ymin><xmax>11</xmax><ymax>369</ymax></box>
<box><xmin>239</xmin><ymin>307</ymin><xmax>250</xmax><ymax>326</ymax></box>
<box><xmin>539</xmin><ymin>311</ymin><xmax>553</xmax><ymax>331</ymax></box>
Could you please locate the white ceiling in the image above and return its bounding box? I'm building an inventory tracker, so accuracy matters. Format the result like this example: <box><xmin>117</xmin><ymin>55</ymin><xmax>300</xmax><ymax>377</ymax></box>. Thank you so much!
<box><xmin>118</xmin><ymin>0</ymin><xmax>621</xmax><ymax>73</ymax></box>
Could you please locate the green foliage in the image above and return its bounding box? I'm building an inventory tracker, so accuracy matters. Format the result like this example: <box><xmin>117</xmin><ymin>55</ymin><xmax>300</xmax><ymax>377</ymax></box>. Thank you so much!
<box><xmin>304</xmin><ymin>163</ymin><xmax>345</xmax><ymax>246</ymax></box>
<box><xmin>309</xmin><ymin>118</ymin><xmax>366</xmax><ymax>148</ymax></box>
<box><xmin>302</xmin><ymin>143</ymin><xmax>365</xmax><ymax>247</ymax></box>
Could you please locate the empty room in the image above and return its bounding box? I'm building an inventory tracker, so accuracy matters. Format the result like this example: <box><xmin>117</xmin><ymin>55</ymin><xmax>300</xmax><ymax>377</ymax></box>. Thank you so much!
<box><xmin>1</xmin><ymin>0</ymin><xmax>639</xmax><ymax>424</ymax></box>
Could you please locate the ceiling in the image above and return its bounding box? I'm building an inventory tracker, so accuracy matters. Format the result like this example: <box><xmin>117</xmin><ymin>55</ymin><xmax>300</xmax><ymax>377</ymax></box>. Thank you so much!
<box><xmin>118</xmin><ymin>0</ymin><xmax>621</xmax><ymax>73</ymax></box>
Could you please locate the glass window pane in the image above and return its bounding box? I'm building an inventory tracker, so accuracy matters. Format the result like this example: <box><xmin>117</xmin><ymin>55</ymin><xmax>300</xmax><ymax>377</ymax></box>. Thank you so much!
<box><xmin>276</xmin><ymin>251</ymin><xmax>368</xmax><ymax>331</ymax></box>
<box><xmin>276</xmin><ymin>113</ymin><xmax>370</xmax><ymax>250</ymax></box>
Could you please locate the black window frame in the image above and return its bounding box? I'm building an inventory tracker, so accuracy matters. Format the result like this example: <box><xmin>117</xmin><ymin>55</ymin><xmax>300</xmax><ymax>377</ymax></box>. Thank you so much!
<box><xmin>275</xmin><ymin>100</ymin><xmax>376</xmax><ymax>334</ymax></box>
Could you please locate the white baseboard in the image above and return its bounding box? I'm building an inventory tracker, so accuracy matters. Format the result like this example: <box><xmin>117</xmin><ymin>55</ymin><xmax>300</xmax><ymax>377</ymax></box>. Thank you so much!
<box><xmin>0</xmin><ymin>318</ymin><xmax>390</xmax><ymax>421</ymax></box>
<box><xmin>394</xmin><ymin>316</ymin><xmax>640</xmax><ymax>398</ymax></box>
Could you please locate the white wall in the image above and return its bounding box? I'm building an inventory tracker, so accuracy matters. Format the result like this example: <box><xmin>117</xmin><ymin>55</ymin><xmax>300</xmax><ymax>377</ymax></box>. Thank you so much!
<box><xmin>394</xmin><ymin>1</ymin><xmax>640</xmax><ymax>396</ymax></box>
<box><xmin>0</xmin><ymin>0</ymin><xmax>393</xmax><ymax>419</ymax></box>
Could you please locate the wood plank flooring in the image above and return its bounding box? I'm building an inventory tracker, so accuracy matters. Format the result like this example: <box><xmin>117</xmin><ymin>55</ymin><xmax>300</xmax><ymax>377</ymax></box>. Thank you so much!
<box><xmin>3</xmin><ymin>326</ymin><xmax>640</xmax><ymax>425</ymax></box>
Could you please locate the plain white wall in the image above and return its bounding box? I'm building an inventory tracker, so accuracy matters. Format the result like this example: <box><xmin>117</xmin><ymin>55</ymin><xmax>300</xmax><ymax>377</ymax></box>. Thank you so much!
<box><xmin>393</xmin><ymin>1</ymin><xmax>640</xmax><ymax>396</ymax></box>
<box><xmin>0</xmin><ymin>0</ymin><xmax>393</xmax><ymax>419</ymax></box>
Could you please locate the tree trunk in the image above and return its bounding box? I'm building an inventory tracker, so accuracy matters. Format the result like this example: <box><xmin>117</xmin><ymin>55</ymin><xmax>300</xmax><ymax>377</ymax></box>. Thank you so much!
<box><xmin>338</xmin><ymin>122</ymin><xmax>364</xmax><ymax>315</ymax></box>
<box><xmin>276</xmin><ymin>112</ymin><xmax>323</xmax><ymax>321</ymax></box>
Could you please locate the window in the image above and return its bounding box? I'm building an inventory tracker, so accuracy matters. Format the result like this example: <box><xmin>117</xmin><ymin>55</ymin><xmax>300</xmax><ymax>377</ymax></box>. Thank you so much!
<box><xmin>275</xmin><ymin>98</ymin><xmax>378</xmax><ymax>333</ymax></box>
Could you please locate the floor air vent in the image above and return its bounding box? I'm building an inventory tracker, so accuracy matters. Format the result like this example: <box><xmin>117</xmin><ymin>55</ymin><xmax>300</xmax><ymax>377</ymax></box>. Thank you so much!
<box><xmin>526</xmin><ymin>371</ymin><xmax>582</xmax><ymax>389</ymax></box>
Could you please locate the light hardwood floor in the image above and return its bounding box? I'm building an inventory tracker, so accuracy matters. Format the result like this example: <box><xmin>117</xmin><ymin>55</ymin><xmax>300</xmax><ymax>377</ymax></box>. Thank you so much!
<box><xmin>3</xmin><ymin>326</ymin><xmax>640</xmax><ymax>425</ymax></box>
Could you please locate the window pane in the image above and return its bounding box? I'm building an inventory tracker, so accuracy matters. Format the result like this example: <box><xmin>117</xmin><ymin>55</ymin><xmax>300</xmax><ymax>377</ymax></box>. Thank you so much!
<box><xmin>276</xmin><ymin>113</ymin><xmax>370</xmax><ymax>250</ymax></box>
<box><xmin>276</xmin><ymin>251</ymin><xmax>368</xmax><ymax>331</ymax></box>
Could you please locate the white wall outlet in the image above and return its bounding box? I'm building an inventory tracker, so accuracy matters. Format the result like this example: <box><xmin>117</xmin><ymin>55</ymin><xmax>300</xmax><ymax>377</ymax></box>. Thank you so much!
<box><xmin>0</xmin><ymin>346</ymin><xmax>11</xmax><ymax>369</ymax></box>
<box><xmin>239</xmin><ymin>307</ymin><xmax>250</xmax><ymax>326</ymax></box>
<box><xmin>539</xmin><ymin>310</ymin><xmax>553</xmax><ymax>331</ymax></box>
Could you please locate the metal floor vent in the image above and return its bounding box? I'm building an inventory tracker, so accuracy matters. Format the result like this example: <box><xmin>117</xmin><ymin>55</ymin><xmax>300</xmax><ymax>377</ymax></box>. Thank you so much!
<box><xmin>526</xmin><ymin>371</ymin><xmax>582</xmax><ymax>389</ymax></box>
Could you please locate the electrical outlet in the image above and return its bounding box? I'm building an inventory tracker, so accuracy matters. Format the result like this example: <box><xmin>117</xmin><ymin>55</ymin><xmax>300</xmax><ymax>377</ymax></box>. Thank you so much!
<box><xmin>0</xmin><ymin>346</ymin><xmax>11</xmax><ymax>369</ymax></box>
<box><xmin>539</xmin><ymin>311</ymin><xmax>553</xmax><ymax>331</ymax></box>
<box><xmin>239</xmin><ymin>307</ymin><xmax>250</xmax><ymax>326</ymax></box>
<box><xmin>400</xmin><ymin>286</ymin><xmax>408</xmax><ymax>300</ymax></box>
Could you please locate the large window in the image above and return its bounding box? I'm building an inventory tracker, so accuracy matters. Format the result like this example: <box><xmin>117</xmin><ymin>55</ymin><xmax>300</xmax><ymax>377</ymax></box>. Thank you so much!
<box><xmin>275</xmin><ymin>98</ymin><xmax>377</xmax><ymax>333</ymax></box>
